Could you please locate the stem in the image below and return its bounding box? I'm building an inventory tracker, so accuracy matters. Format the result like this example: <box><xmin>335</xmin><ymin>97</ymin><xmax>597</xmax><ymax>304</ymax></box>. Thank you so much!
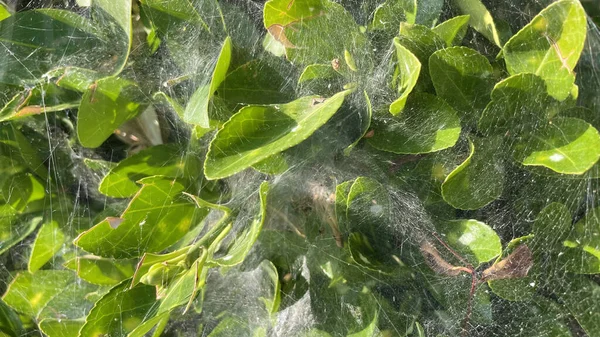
<box><xmin>461</xmin><ymin>271</ymin><xmax>478</xmax><ymax>337</ymax></box>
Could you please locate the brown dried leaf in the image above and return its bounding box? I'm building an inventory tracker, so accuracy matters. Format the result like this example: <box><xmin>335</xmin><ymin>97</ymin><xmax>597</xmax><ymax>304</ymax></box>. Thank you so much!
<box><xmin>480</xmin><ymin>244</ymin><xmax>533</xmax><ymax>282</ymax></box>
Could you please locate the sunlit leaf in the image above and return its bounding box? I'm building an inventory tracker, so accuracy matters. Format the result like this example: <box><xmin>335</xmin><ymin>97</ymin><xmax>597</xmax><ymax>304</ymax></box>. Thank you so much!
<box><xmin>79</xmin><ymin>281</ymin><xmax>157</xmax><ymax>337</ymax></box>
<box><xmin>39</xmin><ymin>319</ymin><xmax>85</xmax><ymax>337</ymax></box>
<box><xmin>432</xmin><ymin>15</ymin><xmax>470</xmax><ymax>47</ymax></box>
<box><xmin>183</xmin><ymin>36</ymin><xmax>232</xmax><ymax>128</ymax></box>
<box><xmin>437</xmin><ymin>219</ymin><xmax>501</xmax><ymax>266</ymax></box>
<box><xmin>371</xmin><ymin>93</ymin><xmax>461</xmax><ymax>154</ymax></box>
<box><xmin>75</xmin><ymin>178</ymin><xmax>209</xmax><ymax>258</ymax></box>
<box><xmin>28</xmin><ymin>220</ymin><xmax>65</xmax><ymax>273</ymax></box>
<box><xmin>515</xmin><ymin>117</ymin><xmax>600</xmax><ymax>175</ymax></box>
<box><xmin>503</xmin><ymin>0</ymin><xmax>587</xmax><ymax>100</ymax></box>
<box><xmin>451</xmin><ymin>0</ymin><xmax>503</xmax><ymax>46</ymax></box>
<box><xmin>2</xmin><ymin>270</ymin><xmax>76</xmax><ymax>318</ymax></box>
<box><xmin>64</xmin><ymin>255</ymin><xmax>136</xmax><ymax>285</ymax></box>
<box><xmin>205</xmin><ymin>90</ymin><xmax>351</xmax><ymax>179</ymax></box>
<box><xmin>389</xmin><ymin>39</ymin><xmax>421</xmax><ymax>115</ymax></box>
<box><xmin>213</xmin><ymin>182</ymin><xmax>269</xmax><ymax>266</ymax></box>
<box><xmin>77</xmin><ymin>77</ymin><xmax>146</xmax><ymax>148</ymax></box>
<box><xmin>99</xmin><ymin>144</ymin><xmax>200</xmax><ymax>198</ymax></box>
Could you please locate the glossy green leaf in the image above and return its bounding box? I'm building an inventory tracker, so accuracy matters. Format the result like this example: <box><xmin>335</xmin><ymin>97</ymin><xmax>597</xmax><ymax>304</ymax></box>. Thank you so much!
<box><xmin>438</xmin><ymin>219</ymin><xmax>501</xmax><ymax>266</ymax></box>
<box><xmin>557</xmin><ymin>207</ymin><xmax>600</xmax><ymax>274</ymax></box>
<box><xmin>213</xmin><ymin>182</ymin><xmax>269</xmax><ymax>266</ymax></box>
<box><xmin>75</xmin><ymin>178</ymin><xmax>208</xmax><ymax>258</ymax></box>
<box><xmin>429</xmin><ymin>46</ymin><xmax>494</xmax><ymax>124</ymax></box>
<box><xmin>2</xmin><ymin>270</ymin><xmax>76</xmax><ymax>317</ymax></box>
<box><xmin>64</xmin><ymin>255</ymin><xmax>136</xmax><ymax>285</ymax></box>
<box><xmin>184</xmin><ymin>36</ymin><xmax>232</xmax><ymax>128</ymax></box>
<box><xmin>389</xmin><ymin>39</ymin><xmax>421</xmax><ymax>115</ymax></box>
<box><xmin>157</xmin><ymin>251</ymin><xmax>207</xmax><ymax>315</ymax></box>
<box><xmin>80</xmin><ymin>281</ymin><xmax>157</xmax><ymax>337</ymax></box>
<box><xmin>432</xmin><ymin>15</ymin><xmax>470</xmax><ymax>46</ymax></box>
<box><xmin>218</xmin><ymin>58</ymin><xmax>294</xmax><ymax>105</ymax></box>
<box><xmin>99</xmin><ymin>144</ymin><xmax>199</xmax><ymax>198</ymax></box>
<box><xmin>478</xmin><ymin>73</ymin><xmax>551</xmax><ymax>135</ymax></box>
<box><xmin>503</xmin><ymin>0</ymin><xmax>587</xmax><ymax>100</ymax></box>
<box><xmin>39</xmin><ymin>319</ymin><xmax>84</xmax><ymax>337</ymax></box>
<box><xmin>370</xmin><ymin>93</ymin><xmax>461</xmax><ymax>154</ymax></box>
<box><xmin>515</xmin><ymin>117</ymin><xmax>600</xmax><ymax>175</ymax></box>
<box><xmin>264</xmin><ymin>0</ymin><xmax>368</xmax><ymax>67</ymax></box>
<box><xmin>28</xmin><ymin>220</ymin><xmax>64</xmax><ymax>273</ymax></box>
<box><xmin>0</xmin><ymin>299</ymin><xmax>23</xmax><ymax>337</ymax></box>
<box><xmin>77</xmin><ymin>77</ymin><xmax>146</xmax><ymax>148</ymax></box>
<box><xmin>441</xmin><ymin>137</ymin><xmax>504</xmax><ymax>210</ymax></box>
<box><xmin>204</xmin><ymin>89</ymin><xmax>351</xmax><ymax>179</ymax></box>
<box><xmin>451</xmin><ymin>0</ymin><xmax>503</xmax><ymax>46</ymax></box>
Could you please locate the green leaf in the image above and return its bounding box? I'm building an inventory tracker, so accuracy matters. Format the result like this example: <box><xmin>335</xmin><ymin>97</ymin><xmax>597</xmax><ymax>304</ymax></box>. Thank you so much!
<box><xmin>451</xmin><ymin>0</ymin><xmax>503</xmax><ymax>47</ymax></box>
<box><xmin>441</xmin><ymin>137</ymin><xmax>504</xmax><ymax>210</ymax></box>
<box><xmin>438</xmin><ymin>219</ymin><xmax>501</xmax><ymax>266</ymax></box>
<box><xmin>2</xmin><ymin>173</ymin><xmax>46</xmax><ymax>213</ymax></box>
<box><xmin>183</xmin><ymin>36</ymin><xmax>232</xmax><ymax>128</ymax></box>
<box><xmin>370</xmin><ymin>93</ymin><xmax>461</xmax><ymax>154</ymax></box>
<box><xmin>0</xmin><ymin>10</ymin><xmax>111</xmax><ymax>85</ymax></box>
<box><xmin>64</xmin><ymin>255</ymin><xmax>136</xmax><ymax>285</ymax></box>
<box><xmin>0</xmin><ymin>299</ymin><xmax>23</xmax><ymax>337</ymax></box>
<box><xmin>77</xmin><ymin>77</ymin><xmax>146</xmax><ymax>148</ymax></box>
<box><xmin>157</xmin><ymin>250</ymin><xmax>207</xmax><ymax>315</ymax></box>
<box><xmin>389</xmin><ymin>38</ymin><xmax>421</xmax><ymax>115</ymax></box>
<box><xmin>478</xmin><ymin>73</ymin><xmax>552</xmax><ymax>135</ymax></box>
<box><xmin>99</xmin><ymin>144</ymin><xmax>199</xmax><ymax>198</ymax></box>
<box><xmin>298</xmin><ymin>64</ymin><xmax>340</xmax><ymax>84</ymax></box>
<box><xmin>75</xmin><ymin>178</ymin><xmax>209</xmax><ymax>258</ymax></box>
<box><xmin>0</xmin><ymin>83</ymin><xmax>81</xmax><ymax>122</ymax></box>
<box><xmin>91</xmin><ymin>0</ymin><xmax>132</xmax><ymax>76</ymax></box>
<box><xmin>557</xmin><ymin>207</ymin><xmax>600</xmax><ymax>274</ymax></box>
<box><xmin>0</xmin><ymin>124</ymin><xmax>47</xmax><ymax>180</ymax></box>
<box><xmin>213</xmin><ymin>181</ymin><xmax>269</xmax><ymax>266</ymax></box>
<box><xmin>28</xmin><ymin>220</ymin><xmax>65</xmax><ymax>273</ymax></box>
<box><xmin>80</xmin><ymin>281</ymin><xmax>157</xmax><ymax>337</ymax></box>
<box><xmin>0</xmin><ymin>3</ymin><xmax>9</xmax><ymax>21</ymax></box>
<box><xmin>557</xmin><ymin>276</ymin><xmax>600</xmax><ymax>336</ymax></box>
<box><xmin>503</xmin><ymin>0</ymin><xmax>587</xmax><ymax>101</ymax></box>
<box><xmin>38</xmin><ymin>279</ymin><xmax>100</xmax><ymax>320</ymax></box>
<box><xmin>396</xmin><ymin>23</ymin><xmax>445</xmax><ymax>89</ymax></box>
<box><xmin>0</xmin><ymin>215</ymin><xmax>43</xmax><ymax>255</ymax></box>
<box><xmin>343</xmin><ymin>91</ymin><xmax>372</xmax><ymax>155</ymax></box>
<box><xmin>204</xmin><ymin>89</ymin><xmax>351</xmax><ymax>179</ymax></box>
<box><xmin>515</xmin><ymin>117</ymin><xmax>600</xmax><ymax>175</ymax></box>
<box><xmin>252</xmin><ymin>153</ymin><xmax>289</xmax><ymax>175</ymax></box>
<box><xmin>429</xmin><ymin>46</ymin><xmax>494</xmax><ymax>124</ymax></box>
<box><xmin>432</xmin><ymin>15</ymin><xmax>470</xmax><ymax>47</ymax></box>
<box><xmin>264</xmin><ymin>0</ymin><xmax>368</xmax><ymax>67</ymax></box>
<box><xmin>218</xmin><ymin>59</ymin><xmax>294</xmax><ymax>105</ymax></box>
<box><xmin>39</xmin><ymin>319</ymin><xmax>84</xmax><ymax>337</ymax></box>
<box><xmin>2</xmin><ymin>270</ymin><xmax>76</xmax><ymax>318</ymax></box>
<box><xmin>532</xmin><ymin>203</ymin><xmax>571</xmax><ymax>265</ymax></box>
<box><xmin>370</xmin><ymin>0</ymin><xmax>416</xmax><ymax>33</ymax></box>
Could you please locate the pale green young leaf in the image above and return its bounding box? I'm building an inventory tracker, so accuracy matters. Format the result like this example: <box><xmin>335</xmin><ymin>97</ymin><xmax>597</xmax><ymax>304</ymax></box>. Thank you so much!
<box><xmin>432</xmin><ymin>15</ymin><xmax>470</xmax><ymax>46</ymax></box>
<box><xmin>28</xmin><ymin>220</ymin><xmax>65</xmax><ymax>273</ymax></box>
<box><xmin>389</xmin><ymin>39</ymin><xmax>421</xmax><ymax>115</ymax></box>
